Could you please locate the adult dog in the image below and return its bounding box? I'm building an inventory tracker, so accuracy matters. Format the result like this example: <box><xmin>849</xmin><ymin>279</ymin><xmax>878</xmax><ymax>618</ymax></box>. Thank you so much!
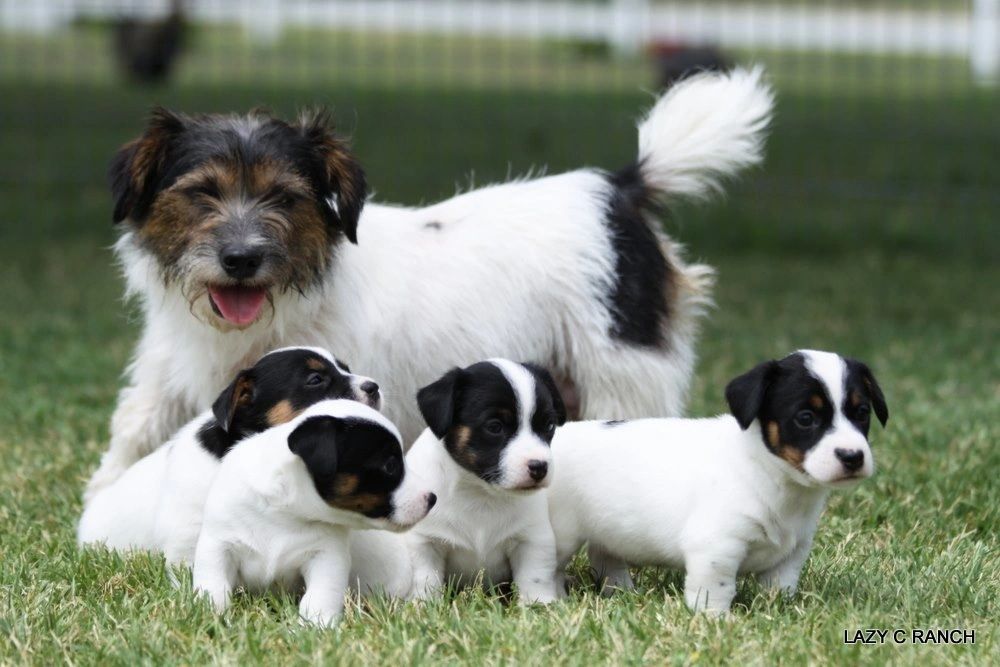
<box><xmin>87</xmin><ymin>68</ymin><xmax>773</xmax><ymax>500</ymax></box>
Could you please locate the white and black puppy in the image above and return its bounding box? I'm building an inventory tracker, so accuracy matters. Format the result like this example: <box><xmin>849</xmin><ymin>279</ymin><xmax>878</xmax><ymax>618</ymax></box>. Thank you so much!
<box><xmin>77</xmin><ymin>346</ymin><xmax>380</xmax><ymax>565</ymax></box>
<box><xmin>193</xmin><ymin>399</ymin><xmax>436</xmax><ymax>626</ymax></box>
<box><xmin>405</xmin><ymin>359</ymin><xmax>566</xmax><ymax>604</ymax></box>
<box><xmin>87</xmin><ymin>68</ymin><xmax>774</xmax><ymax>501</ymax></box>
<box><xmin>547</xmin><ymin>350</ymin><xmax>887</xmax><ymax>614</ymax></box>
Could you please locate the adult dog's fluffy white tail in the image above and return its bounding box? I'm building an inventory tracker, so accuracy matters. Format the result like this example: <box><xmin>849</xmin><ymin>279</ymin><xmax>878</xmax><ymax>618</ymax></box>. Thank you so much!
<box><xmin>637</xmin><ymin>66</ymin><xmax>774</xmax><ymax>201</ymax></box>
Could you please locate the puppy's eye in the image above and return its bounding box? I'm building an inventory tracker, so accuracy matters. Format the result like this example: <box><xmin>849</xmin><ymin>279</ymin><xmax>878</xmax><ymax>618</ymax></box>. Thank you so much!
<box><xmin>856</xmin><ymin>404</ymin><xmax>871</xmax><ymax>420</ymax></box>
<box><xmin>305</xmin><ymin>372</ymin><xmax>327</xmax><ymax>387</ymax></box>
<box><xmin>484</xmin><ymin>419</ymin><xmax>504</xmax><ymax>436</ymax></box>
<box><xmin>794</xmin><ymin>410</ymin><xmax>817</xmax><ymax>429</ymax></box>
<box><xmin>382</xmin><ymin>458</ymin><xmax>400</xmax><ymax>477</ymax></box>
<box><xmin>545</xmin><ymin>419</ymin><xmax>556</xmax><ymax>433</ymax></box>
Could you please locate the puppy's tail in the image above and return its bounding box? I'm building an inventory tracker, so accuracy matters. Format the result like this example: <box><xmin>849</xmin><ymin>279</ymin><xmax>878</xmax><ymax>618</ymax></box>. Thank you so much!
<box><xmin>635</xmin><ymin>66</ymin><xmax>773</xmax><ymax>201</ymax></box>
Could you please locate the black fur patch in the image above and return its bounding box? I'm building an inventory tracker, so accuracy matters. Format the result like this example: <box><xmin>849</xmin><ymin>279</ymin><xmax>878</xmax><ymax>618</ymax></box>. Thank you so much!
<box><xmin>109</xmin><ymin>109</ymin><xmax>366</xmax><ymax>242</ymax></box>
<box><xmin>602</xmin><ymin>161</ymin><xmax>674</xmax><ymax>347</ymax></box>
<box><xmin>198</xmin><ymin>348</ymin><xmax>364</xmax><ymax>458</ymax></box>
<box><xmin>725</xmin><ymin>352</ymin><xmax>888</xmax><ymax>468</ymax></box>
<box><xmin>288</xmin><ymin>415</ymin><xmax>404</xmax><ymax>519</ymax></box>
<box><xmin>416</xmin><ymin>361</ymin><xmax>564</xmax><ymax>485</ymax></box>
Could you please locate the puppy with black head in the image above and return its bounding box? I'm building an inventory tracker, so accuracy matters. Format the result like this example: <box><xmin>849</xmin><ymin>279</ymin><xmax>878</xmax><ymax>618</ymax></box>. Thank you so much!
<box><xmin>193</xmin><ymin>400</ymin><xmax>435</xmax><ymax>626</ymax></box>
<box><xmin>547</xmin><ymin>350</ymin><xmax>887</xmax><ymax>614</ymax></box>
<box><xmin>78</xmin><ymin>346</ymin><xmax>380</xmax><ymax>565</ymax></box>
<box><xmin>405</xmin><ymin>359</ymin><xmax>566</xmax><ymax>604</ymax></box>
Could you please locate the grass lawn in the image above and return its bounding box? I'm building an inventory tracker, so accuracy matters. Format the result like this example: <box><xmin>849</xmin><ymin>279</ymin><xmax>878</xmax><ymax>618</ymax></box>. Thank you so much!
<box><xmin>1</xmin><ymin>26</ymin><xmax>998</xmax><ymax>666</ymax></box>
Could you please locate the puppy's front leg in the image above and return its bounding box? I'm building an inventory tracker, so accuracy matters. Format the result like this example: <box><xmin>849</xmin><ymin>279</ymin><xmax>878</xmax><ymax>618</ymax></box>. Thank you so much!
<box><xmin>683</xmin><ymin>544</ymin><xmax>745</xmax><ymax>615</ymax></box>
<box><xmin>408</xmin><ymin>537</ymin><xmax>446</xmax><ymax>600</ymax></box>
<box><xmin>758</xmin><ymin>536</ymin><xmax>813</xmax><ymax>596</ymax></box>
<box><xmin>192</xmin><ymin>536</ymin><xmax>236</xmax><ymax>613</ymax></box>
<box><xmin>508</xmin><ymin>531</ymin><xmax>559</xmax><ymax>605</ymax></box>
<box><xmin>299</xmin><ymin>547</ymin><xmax>351</xmax><ymax>626</ymax></box>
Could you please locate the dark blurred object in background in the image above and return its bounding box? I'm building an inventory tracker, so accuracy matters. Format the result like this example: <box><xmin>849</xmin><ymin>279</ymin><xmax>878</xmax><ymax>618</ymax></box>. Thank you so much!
<box><xmin>651</xmin><ymin>42</ymin><xmax>730</xmax><ymax>88</ymax></box>
<box><xmin>114</xmin><ymin>0</ymin><xmax>186</xmax><ymax>84</ymax></box>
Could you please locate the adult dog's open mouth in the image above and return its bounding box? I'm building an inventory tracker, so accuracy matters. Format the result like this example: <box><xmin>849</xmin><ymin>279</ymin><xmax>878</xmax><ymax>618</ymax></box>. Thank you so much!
<box><xmin>208</xmin><ymin>285</ymin><xmax>269</xmax><ymax>326</ymax></box>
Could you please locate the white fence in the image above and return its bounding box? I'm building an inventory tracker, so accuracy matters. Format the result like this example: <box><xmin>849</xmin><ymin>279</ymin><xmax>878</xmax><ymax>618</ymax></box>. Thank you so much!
<box><xmin>2</xmin><ymin>0</ymin><xmax>997</xmax><ymax>83</ymax></box>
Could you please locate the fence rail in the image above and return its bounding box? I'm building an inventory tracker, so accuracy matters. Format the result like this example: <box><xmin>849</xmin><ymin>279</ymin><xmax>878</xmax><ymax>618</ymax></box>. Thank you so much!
<box><xmin>2</xmin><ymin>0</ymin><xmax>997</xmax><ymax>83</ymax></box>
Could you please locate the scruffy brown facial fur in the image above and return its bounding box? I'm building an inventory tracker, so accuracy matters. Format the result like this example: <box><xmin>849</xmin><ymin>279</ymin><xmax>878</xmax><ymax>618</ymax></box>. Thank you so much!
<box><xmin>109</xmin><ymin>108</ymin><xmax>366</xmax><ymax>329</ymax></box>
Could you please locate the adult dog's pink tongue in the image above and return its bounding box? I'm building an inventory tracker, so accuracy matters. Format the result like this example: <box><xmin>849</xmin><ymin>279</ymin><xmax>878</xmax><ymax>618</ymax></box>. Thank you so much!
<box><xmin>209</xmin><ymin>286</ymin><xmax>267</xmax><ymax>326</ymax></box>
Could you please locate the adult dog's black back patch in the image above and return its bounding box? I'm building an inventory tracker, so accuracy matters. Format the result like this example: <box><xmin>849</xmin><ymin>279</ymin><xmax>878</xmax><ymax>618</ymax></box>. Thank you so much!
<box><xmin>603</xmin><ymin>161</ymin><xmax>675</xmax><ymax>347</ymax></box>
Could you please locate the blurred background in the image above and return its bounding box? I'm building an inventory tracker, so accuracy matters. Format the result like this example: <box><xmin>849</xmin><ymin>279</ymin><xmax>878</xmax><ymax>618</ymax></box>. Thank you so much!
<box><xmin>0</xmin><ymin>0</ymin><xmax>996</xmax><ymax>417</ymax></box>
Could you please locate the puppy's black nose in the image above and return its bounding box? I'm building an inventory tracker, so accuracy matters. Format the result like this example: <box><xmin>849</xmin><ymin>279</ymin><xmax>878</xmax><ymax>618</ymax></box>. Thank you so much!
<box><xmin>527</xmin><ymin>459</ymin><xmax>548</xmax><ymax>481</ymax></box>
<box><xmin>426</xmin><ymin>492</ymin><xmax>437</xmax><ymax>510</ymax></box>
<box><xmin>220</xmin><ymin>245</ymin><xmax>264</xmax><ymax>280</ymax></box>
<box><xmin>360</xmin><ymin>380</ymin><xmax>380</xmax><ymax>397</ymax></box>
<box><xmin>835</xmin><ymin>448</ymin><xmax>865</xmax><ymax>472</ymax></box>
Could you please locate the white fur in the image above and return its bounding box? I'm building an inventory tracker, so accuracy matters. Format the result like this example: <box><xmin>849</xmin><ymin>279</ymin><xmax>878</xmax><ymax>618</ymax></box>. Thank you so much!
<box><xmin>77</xmin><ymin>351</ymin><xmax>382</xmax><ymax>569</ymax></box>
<box><xmin>547</xmin><ymin>351</ymin><xmax>876</xmax><ymax>614</ymax></box>
<box><xmin>405</xmin><ymin>361</ymin><xmax>559</xmax><ymax>604</ymax></box>
<box><xmin>192</xmin><ymin>400</ymin><xmax>432</xmax><ymax>626</ymax></box>
<box><xmin>638</xmin><ymin>65</ymin><xmax>773</xmax><ymax>200</ymax></box>
<box><xmin>86</xmin><ymin>68</ymin><xmax>772</xmax><ymax>501</ymax></box>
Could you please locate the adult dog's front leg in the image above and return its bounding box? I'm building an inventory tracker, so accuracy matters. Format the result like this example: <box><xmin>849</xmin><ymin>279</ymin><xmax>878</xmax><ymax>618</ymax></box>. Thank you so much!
<box><xmin>85</xmin><ymin>374</ymin><xmax>190</xmax><ymax>503</ymax></box>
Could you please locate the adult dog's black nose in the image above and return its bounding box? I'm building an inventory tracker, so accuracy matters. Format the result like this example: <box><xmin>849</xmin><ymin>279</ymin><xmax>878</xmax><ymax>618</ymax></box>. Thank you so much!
<box><xmin>360</xmin><ymin>381</ymin><xmax>380</xmax><ymax>397</ymax></box>
<box><xmin>835</xmin><ymin>448</ymin><xmax>865</xmax><ymax>472</ymax></box>
<box><xmin>220</xmin><ymin>245</ymin><xmax>264</xmax><ymax>280</ymax></box>
<box><xmin>527</xmin><ymin>459</ymin><xmax>548</xmax><ymax>481</ymax></box>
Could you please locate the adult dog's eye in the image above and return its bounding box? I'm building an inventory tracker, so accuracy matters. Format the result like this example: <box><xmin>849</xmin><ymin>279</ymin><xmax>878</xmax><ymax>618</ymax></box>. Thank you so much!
<box><xmin>305</xmin><ymin>372</ymin><xmax>327</xmax><ymax>387</ymax></box>
<box><xmin>484</xmin><ymin>419</ymin><xmax>504</xmax><ymax>436</ymax></box>
<box><xmin>545</xmin><ymin>419</ymin><xmax>556</xmax><ymax>433</ymax></box>
<box><xmin>794</xmin><ymin>410</ymin><xmax>817</xmax><ymax>429</ymax></box>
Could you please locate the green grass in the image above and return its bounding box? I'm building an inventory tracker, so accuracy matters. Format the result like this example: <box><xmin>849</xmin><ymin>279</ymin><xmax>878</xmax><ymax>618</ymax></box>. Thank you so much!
<box><xmin>1</xmin><ymin>26</ymin><xmax>999</xmax><ymax>666</ymax></box>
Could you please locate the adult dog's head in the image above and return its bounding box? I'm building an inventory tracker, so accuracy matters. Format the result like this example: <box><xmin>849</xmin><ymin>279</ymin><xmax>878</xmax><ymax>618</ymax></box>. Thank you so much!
<box><xmin>109</xmin><ymin>108</ymin><xmax>365</xmax><ymax>331</ymax></box>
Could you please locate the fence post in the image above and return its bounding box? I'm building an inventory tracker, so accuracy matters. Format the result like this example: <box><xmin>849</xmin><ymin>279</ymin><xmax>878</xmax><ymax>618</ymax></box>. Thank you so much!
<box><xmin>608</xmin><ymin>0</ymin><xmax>649</xmax><ymax>56</ymax></box>
<box><xmin>241</xmin><ymin>0</ymin><xmax>284</xmax><ymax>43</ymax></box>
<box><xmin>972</xmin><ymin>0</ymin><xmax>1000</xmax><ymax>84</ymax></box>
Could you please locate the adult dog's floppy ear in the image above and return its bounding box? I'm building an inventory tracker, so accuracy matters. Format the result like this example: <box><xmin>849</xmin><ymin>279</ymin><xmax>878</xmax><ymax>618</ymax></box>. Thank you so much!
<box><xmin>523</xmin><ymin>363</ymin><xmax>567</xmax><ymax>425</ymax></box>
<box><xmin>296</xmin><ymin>109</ymin><xmax>367</xmax><ymax>244</ymax></box>
<box><xmin>109</xmin><ymin>107</ymin><xmax>185</xmax><ymax>224</ymax></box>
<box><xmin>849</xmin><ymin>359</ymin><xmax>889</xmax><ymax>426</ymax></box>
<box><xmin>725</xmin><ymin>360</ymin><xmax>777</xmax><ymax>430</ymax></box>
<box><xmin>417</xmin><ymin>368</ymin><xmax>464</xmax><ymax>439</ymax></box>
<box><xmin>212</xmin><ymin>369</ymin><xmax>255</xmax><ymax>433</ymax></box>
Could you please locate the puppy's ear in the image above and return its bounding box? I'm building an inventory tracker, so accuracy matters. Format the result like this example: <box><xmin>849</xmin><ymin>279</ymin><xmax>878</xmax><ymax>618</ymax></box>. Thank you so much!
<box><xmin>109</xmin><ymin>107</ymin><xmax>185</xmax><ymax>224</ymax></box>
<box><xmin>296</xmin><ymin>109</ymin><xmax>367</xmax><ymax>244</ymax></box>
<box><xmin>523</xmin><ymin>363</ymin><xmax>567</xmax><ymax>425</ymax></box>
<box><xmin>725</xmin><ymin>360</ymin><xmax>777</xmax><ymax>430</ymax></box>
<box><xmin>212</xmin><ymin>370</ymin><xmax>255</xmax><ymax>433</ymax></box>
<box><xmin>417</xmin><ymin>368</ymin><xmax>463</xmax><ymax>439</ymax></box>
<box><xmin>849</xmin><ymin>359</ymin><xmax>889</xmax><ymax>426</ymax></box>
<box><xmin>288</xmin><ymin>416</ymin><xmax>342</xmax><ymax>500</ymax></box>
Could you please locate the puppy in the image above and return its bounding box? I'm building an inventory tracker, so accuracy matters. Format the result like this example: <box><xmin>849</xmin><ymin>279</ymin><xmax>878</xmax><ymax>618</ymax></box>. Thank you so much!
<box><xmin>405</xmin><ymin>359</ymin><xmax>566</xmax><ymax>604</ymax></box>
<box><xmin>547</xmin><ymin>350</ymin><xmax>888</xmax><ymax>614</ymax></box>
<box><xmin>87</xmin><ymin>68</ymin><xmax>774</xmax><ymax>501</ymax></box>
<box><xmin>78</xmin><ymin>346</ymin><xmax>380</xmax><ymax>565</ymax></box>
<box><xmin>192</xmin><ymin>400</ymin><xmax>436</xmax><ymax>626</ymax></box>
